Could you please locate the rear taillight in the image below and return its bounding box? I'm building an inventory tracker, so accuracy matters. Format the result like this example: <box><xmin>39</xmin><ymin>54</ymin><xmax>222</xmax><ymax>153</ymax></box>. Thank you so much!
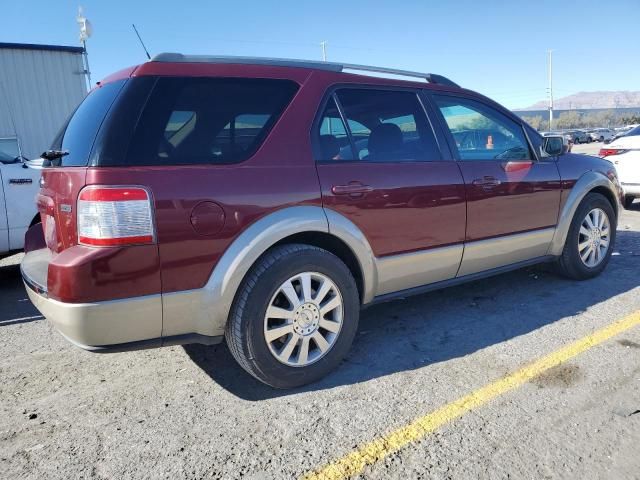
<box><xmin>599</xmin><ymin>148</ymin><xmax>628</xmax><ymax>157</ymax></box>
<box><xmin>77</xmin><ymin>186</ymin><xmax>155</xmax><ymax>246</ymax></box>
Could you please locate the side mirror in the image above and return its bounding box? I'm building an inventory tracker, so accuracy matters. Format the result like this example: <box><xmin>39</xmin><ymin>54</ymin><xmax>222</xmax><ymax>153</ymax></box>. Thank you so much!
<box><xmin>543</xmin><ymin>136</ymin><xmax>566</xmax><ymax>156</ymax></box>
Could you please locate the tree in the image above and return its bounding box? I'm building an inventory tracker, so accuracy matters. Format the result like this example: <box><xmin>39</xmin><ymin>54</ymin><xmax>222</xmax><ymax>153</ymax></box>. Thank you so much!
<box><xmin>521</xmin><ymin>115</ymin><xmax>544</xmax><ymax>130</ymax></box>
<box><xmin>555</xmin><ymin>111</ymin><xmax>582</xmax><ymax>129</ymax></box>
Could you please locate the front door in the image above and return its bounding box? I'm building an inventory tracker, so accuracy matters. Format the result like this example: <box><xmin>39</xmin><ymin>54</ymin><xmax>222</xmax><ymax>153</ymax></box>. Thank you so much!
<box><xmin>314</xmin><ymin>88</ymin><xmax>467</xmax><ymax>296</ymax></box>
<box><xmin>430</xmin><ymin>94</ymin><xmax>562</xmax><ymax>276</ymax></box>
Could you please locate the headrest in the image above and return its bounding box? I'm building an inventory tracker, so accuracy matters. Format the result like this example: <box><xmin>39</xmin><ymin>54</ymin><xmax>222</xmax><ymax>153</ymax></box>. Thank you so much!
<box><xmin>368</xmin><ymin>123</ymin><xmax>403</xmax><ymax>156</ymax></box>
<box><xmin>319</xmin><ymin>134</ymin><xmax>340</xmax><ymax>160</ymax></box>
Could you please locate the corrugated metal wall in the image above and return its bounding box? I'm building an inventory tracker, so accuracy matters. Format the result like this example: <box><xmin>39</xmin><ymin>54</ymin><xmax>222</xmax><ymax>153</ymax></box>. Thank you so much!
<box><xmin>0</xmin><ymin>47</ymin><xmax>87</xmax><ymax>159</ymax></box>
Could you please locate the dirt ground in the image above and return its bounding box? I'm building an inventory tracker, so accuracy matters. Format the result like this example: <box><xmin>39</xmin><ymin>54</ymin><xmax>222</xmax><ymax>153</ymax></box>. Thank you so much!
<box><xmin>1</xmin><ymin>204</ymin><xmax>639</xmax><ymax>479</ymax></box>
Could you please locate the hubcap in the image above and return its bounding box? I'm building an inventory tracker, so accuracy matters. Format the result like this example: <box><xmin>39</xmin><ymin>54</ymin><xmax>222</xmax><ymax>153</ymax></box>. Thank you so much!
<box><xmin>263</xmin><ymin>272</ymin><xmax>343</xmax><ymax>367</ymax></box>
<box><xmin>578</xmin><ymin>208</ymin><xmax>610</xmax><ymax>267</ymax></box>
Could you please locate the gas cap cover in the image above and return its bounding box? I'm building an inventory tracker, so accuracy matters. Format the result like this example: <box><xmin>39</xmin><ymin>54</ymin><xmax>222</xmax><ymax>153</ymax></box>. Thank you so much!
<box><xmin>189</xmin><ymin>201</ymin><xmax>226</xmax><ymax>236</ymax></box>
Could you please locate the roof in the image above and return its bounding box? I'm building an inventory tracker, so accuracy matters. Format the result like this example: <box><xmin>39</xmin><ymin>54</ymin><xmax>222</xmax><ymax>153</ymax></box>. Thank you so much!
<box><xmin>151</xmin><ymin>53</ymin><xmax>460</xmax><ymax>88</ymax></box>
<box><xmin>0</xmin><ymin>42</ymin><xmax>84</xmax><ymax>54</ymax></box>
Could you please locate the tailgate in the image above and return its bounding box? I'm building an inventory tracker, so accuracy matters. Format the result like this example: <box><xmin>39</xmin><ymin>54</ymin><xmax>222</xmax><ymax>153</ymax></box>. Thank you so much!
<box><xmin>37</xmin><ymin>168</ymin><xmax>87</xmax><ymax>253</ymax></box>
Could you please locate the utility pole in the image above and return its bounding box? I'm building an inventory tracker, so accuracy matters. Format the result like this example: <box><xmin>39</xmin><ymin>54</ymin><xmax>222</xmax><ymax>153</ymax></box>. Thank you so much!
<box><xmin>320</xmin><ymin>41</ymin><xmax>327</xmax><ymax>62</ymax></box>
<box><xmin>548</xmin><ymin>50</ymin><xmax>554</xmax><ymax>130</ymax></box>
<box><xmin>77</xmin><ymin>7</ymin><xmax>93</xmax><ymax>91</ymax></box>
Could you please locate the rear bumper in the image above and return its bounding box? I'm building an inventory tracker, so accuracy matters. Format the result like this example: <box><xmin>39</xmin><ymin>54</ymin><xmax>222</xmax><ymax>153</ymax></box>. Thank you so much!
<box><xmin>21</xmin><ymin>248</ymin><xmax>221</xmax><ymax>351</ymax></box>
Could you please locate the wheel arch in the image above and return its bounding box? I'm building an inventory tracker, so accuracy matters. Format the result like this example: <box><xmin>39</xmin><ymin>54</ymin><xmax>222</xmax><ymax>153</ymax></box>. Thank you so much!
<box><xmin>161</xmin><ymin>206</ymin><xmax>377</xmax><ymax>339</ymax></box>
<box><xmin>273</xmin><ymin>231</ymin><xmax>366</xmax><ymax>302</ymax></box>
<box><xmin>548</xmin><ymin>171</ymin><xmax>619</xmax><ymax>256</ymax></box>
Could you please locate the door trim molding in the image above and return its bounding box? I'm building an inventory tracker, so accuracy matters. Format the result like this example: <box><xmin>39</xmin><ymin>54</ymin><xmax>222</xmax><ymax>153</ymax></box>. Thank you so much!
<box><xmin>374</xmin><ymin>244</ymin><xmax>463</xmax><ymax>296</ymax></box>
<box><xmin>370</xmin><ymin>255</ymin><xmax>555</xmax><ymax>306</ymax></box>
<box><xmin>458</xmin><ymin>227</ymin><xmax>555</xmax><ymax>277</ymax></box>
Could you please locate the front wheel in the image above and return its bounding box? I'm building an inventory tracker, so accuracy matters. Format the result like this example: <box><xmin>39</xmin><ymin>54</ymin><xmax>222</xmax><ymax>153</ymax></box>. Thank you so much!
<box><xmin>555</xmin><ymin>193</ymin><xmax>616</xmax><ymax>280</ymax></box>
<box><xmin>225</xmin><ymin>244</ymin><xmax>360</xmax><ymax>388</ymax></box>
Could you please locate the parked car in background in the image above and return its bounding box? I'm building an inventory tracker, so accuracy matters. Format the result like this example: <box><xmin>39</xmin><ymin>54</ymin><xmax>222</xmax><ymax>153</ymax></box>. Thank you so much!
<box><xmin>590</xmin><ymin>128</ymin><xmax>615</xmax><ymax>143</ymax></box>
<box><xmin>610</xmin><ymin>127</ymin><xmax>632</xmax><ymax>143</ymax></box>
<box><xmin>21</xmin><ymin>55</ymin><xmax>622</xmax><ymax>388</ymax></box>
<box><xmin>0</xmin><ymin>145</ymin><xmax>41</xmax><ymax>257</ymax></box>
<box><xmin>564</xmin><ymin>130</ymin><xmax>590</xmax><ymax>144</ymax></box>
<box><xmin>600</xmin><ymin>125</ymin><xmax>640</xmax><ymax>209</ymax></box>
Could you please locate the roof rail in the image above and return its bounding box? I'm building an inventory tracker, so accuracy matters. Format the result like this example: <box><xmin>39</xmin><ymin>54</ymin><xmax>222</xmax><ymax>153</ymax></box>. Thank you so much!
<box><xmin>151</xmin><ymin>53</ymin><xmax>460</xmax><ymax>88</ymax></box>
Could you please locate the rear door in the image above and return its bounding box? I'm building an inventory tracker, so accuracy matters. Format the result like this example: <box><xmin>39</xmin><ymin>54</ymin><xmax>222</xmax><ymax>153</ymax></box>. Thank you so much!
<box><xmin>314</xmin><ymin>87</ymin><xmax>466</xmax><ymax>296</ymax></box>
<box><xmin>429</xmin><ymin>93</ymin><xmax>562</xmax><ymax>276</ymax></box>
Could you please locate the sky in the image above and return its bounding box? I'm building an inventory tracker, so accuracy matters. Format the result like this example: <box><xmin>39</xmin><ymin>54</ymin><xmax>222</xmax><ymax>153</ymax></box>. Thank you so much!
<box><xmin>2</xmin><ymin>0</ymin><xmax>639</xmax><ymax>110</ymax></box>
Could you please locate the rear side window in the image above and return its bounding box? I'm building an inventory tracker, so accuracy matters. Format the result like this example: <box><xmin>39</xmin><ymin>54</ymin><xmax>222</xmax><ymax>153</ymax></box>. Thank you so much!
<box><xmin>125</xmin><ymin>78</ymin><xmax>298</xmax><ymax>165</ymax></box>
<box><xmin>53</xmin><ymin>80</ymin><xmax>126</xmax><ymax>166</ymax></box>
<box><xmin>433</xmin><ymin>95</ymin><xmax>532</xmax><ymax>161</ymax></box>
<box><xmin>315</xmin><ymin>88</ymin><xmax>440</xmax><ymax>162</ymax></box>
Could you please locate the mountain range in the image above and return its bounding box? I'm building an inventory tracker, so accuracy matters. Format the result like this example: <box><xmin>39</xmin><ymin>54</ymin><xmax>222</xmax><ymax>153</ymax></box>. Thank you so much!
<box><xmin>518</xmin><ymin>91</ymin><xmax>640</xmax><ymax>111</ymax></box>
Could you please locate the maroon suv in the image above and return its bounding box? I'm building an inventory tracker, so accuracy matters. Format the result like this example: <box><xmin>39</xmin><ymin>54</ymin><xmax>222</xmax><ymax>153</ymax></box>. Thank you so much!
<box><xmin>21</xmin><ymin>54</ymin><xmax>622</xmax><ymax>388</ymax></box>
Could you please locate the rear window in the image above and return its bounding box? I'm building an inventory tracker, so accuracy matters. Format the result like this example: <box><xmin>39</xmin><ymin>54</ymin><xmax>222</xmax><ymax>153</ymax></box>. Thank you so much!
<box><xmin>123</xmin><ymin>77</ymin><xmax>298</xmax><ymax>166</ymax></box>
<box><xmin>52</xmin><ymin>80</ymin><xmax>126</xmax><ymax>166</ymax></box>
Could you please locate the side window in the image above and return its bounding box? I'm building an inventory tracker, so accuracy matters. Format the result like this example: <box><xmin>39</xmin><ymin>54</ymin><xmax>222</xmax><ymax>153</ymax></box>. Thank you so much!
<box><xmin>433</xmin><ymin>95</ymin><xmax>532</xmax><ymax>161</ymax></box>
<box><xmin>315</xmin><ymin>89</ymin><xmax>440</xmax><ymax>162</ymax></box>
<box><xmin>316</xmin><ymin>97</ymin><xmax>354</xmax><ymax>161</ymax></box>
<box><xmin>126</xmin><ymin>78</ymin><xmax>298</xmax><ymax>165</ymax></box>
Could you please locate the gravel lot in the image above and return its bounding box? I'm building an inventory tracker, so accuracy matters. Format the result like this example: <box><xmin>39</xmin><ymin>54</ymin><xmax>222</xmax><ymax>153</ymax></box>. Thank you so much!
<box><xmin>1</xmin><ymin>204</ymin><xmax>639</xmax><ymax>479</ymax></box>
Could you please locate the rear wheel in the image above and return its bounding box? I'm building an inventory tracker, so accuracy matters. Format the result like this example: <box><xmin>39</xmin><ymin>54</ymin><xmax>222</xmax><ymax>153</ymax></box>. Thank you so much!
<box><xmin>556</xmin><ymin>193</ymin><xmax>616</xmax><ymax>280</ymax></box>
<box><xmin>624</xmin><ymin>196</ymin><xmax>636</xmax><ymax>209</ymax></box>
<box><xmin>225</xmin><ymin>244</ymin><xmax>360</xmax><ymax>389</ymax></box>
<box><xmin>600</xmin><ymin>136</ymin><xmax>604</xmax><ymax>142</ymax></box>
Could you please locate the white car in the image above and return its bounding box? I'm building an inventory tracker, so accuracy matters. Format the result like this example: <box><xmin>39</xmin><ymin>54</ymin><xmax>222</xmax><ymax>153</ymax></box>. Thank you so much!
<box><xmin>590</xmin><ymin>128</ymin><xmax>615</xmax><ymax>143</ymax></box>
<box><xmin>0</xmin><ymin>150</ymin><xmax>41</xmax><ymax>255</ymax></box>
<box><xmin>600</xmin><ymin>125</ymin><xmax>640</xmax><ymax>209</ymax></box>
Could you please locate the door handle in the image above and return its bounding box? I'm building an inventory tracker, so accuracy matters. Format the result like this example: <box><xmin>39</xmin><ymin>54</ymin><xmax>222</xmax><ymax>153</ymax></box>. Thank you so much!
<box><xmin>471</xmin><ymin>176</ymin><xmax>501</xmax><ymax>188</ymax></box>
<box><xmin>331</xmin><ymin>183</ymin><xmax>373</xmax><ymax>196</ymax></box>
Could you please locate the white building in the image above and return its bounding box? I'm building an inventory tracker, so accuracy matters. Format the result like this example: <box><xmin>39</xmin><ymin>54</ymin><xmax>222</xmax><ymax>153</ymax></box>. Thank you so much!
<box><xmin>0</xmin><ymin>42</ymin><xmax>87</xmax><ymax>160</ymax></box>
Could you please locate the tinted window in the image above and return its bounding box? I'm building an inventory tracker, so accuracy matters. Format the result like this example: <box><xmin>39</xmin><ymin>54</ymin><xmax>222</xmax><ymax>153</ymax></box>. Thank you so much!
<box><xmin>433</xmin><ymin>95</ymin><xmax>532</xmax><ymax>161</ymax></box>
<box><xmin>317</xmin><ymin>89</ymin><xmax>440</xmax><ymax>162</ymax></box>
<box><xmin>316</xmin><ymin>97</ymin><xmax>354</xmax><ymax>161</ymax></box>
<box><xmin>125</xmin><ymin>77</ymin><xmax>298</xmax><ymax>165</ymax></box>
<box><xmin>57</xmin><ymin>80</ymin><xmax>126</xmax><ymax>166</ymax></box>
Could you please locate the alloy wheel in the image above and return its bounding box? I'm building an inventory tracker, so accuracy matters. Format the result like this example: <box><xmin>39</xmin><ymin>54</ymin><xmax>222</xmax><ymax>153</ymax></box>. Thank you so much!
<box><xmin>578</xmin><ymin>208</ymin><xmax>611</xmax><ymax>267</ymax></box>
<box><xmin>263</xmin><ymin>272</ymin><xmax>343</xmax><ymax>367</ymax></box>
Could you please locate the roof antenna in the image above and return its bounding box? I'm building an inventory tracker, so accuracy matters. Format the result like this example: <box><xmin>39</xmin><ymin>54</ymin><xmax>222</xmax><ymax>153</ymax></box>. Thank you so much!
<box><xmin>132</xmin><ymin>24</ymin><xmax>151</xmax><ymax>60</ymax></box>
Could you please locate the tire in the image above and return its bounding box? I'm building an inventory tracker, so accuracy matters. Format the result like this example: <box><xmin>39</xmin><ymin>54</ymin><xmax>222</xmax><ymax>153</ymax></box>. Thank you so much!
<box><xmin>599</xmin><ymin>136</ymin><xmax>604</xmax><ymax>142</ymax></box>
<box><xmin>225</xmin><ymin>244</ymin><xmax>360</xmax><ymax>389</ymax></box>
<box><xmin>574</xmin><ymin>138</ymin><xmax>580</xmax><ymax>144</ymax></box>
<box><xmin>624</xmin><ymin>196</ymin><xmax>636</xmax><ymax>210</ymax></box>
<box><xmin>587</xmin><ymin>137</ymin><xmax>592</xmax><ymax>143</ymax></box>
<box><xmin>555</xmin><ymin>192</ymin><xmax>616</xmax><ymax>280</ymax></box>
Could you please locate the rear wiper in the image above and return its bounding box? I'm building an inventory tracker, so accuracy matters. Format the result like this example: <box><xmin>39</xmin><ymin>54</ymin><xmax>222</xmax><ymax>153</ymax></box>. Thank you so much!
<box><xmin>40</xmin><ymin>150</ymin><xmax>69</xmax><ymax>167</ymax></box>
<box><xmin>41</xmin><ymin>150</ymin><xmax>69</xmax><ymax>160</ymax></box>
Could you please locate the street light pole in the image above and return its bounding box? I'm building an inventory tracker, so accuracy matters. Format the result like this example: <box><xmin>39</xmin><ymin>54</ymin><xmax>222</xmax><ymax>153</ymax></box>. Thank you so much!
<box><xmin>320</xmin><ymin>41</ymin><xmax>327</xmax><ymax>62</ymax></box>
<box><xmin>548</xmin><ymin>50</ymin><xmax>554</xmax><ymax>130</ymax></box>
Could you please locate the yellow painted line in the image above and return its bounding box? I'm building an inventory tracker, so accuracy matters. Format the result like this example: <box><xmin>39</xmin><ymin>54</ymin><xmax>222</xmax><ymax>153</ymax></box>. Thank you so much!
<box><xmin>301</xmin><ymin>311</ymin><xmax>640</xmax><ymax>480</ymax></box>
